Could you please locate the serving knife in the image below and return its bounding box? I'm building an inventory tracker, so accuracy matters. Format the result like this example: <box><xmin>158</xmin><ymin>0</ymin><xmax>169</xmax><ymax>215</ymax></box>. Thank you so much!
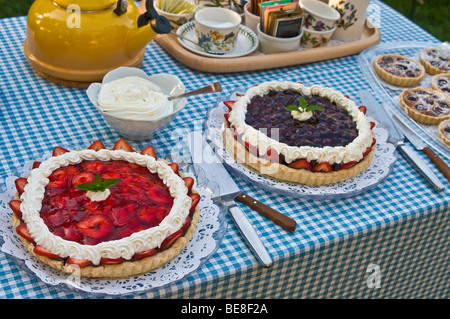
<box><xmin>187</xmin><ymin>133</ymin><xmax>275</xmax><ymax>267</ymax></box>
<box><xmin>358</xmin><ymin>90</ymin><xmax>445</xmax><ymax>192</ymax></box>
<box><xmin>391</xmin><ymin>113</ymin><xmax>450</xmax><ymax>182</ymax></box>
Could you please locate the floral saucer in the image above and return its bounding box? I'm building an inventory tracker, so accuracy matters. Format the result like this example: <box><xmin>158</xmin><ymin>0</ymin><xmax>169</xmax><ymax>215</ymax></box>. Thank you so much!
<box><xmin>176</xmin><ymin>21</ymin><xmax>258</xmax><ymax>58</ymax></box>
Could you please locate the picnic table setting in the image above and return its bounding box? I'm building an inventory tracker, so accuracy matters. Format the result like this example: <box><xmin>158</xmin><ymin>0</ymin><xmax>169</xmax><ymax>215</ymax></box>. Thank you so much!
<box><xmin>0</xmin><ymin>0</ymin><xmax>449</xmax><ymax>299</ymax></box>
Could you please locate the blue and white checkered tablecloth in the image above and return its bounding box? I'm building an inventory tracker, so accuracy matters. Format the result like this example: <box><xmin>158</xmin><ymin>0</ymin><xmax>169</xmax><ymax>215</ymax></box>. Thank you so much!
<box><xmin>0</xmin><ymin>1</ymin><xmax>449</xmax><ymax>299</ymax></box>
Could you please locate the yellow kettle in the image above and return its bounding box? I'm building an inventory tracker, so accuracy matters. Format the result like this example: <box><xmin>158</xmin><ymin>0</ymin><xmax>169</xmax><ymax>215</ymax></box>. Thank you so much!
<box><xmin>24</xmin><ymin>0</ymin><xmax>171</xmax><ymax>87</ymax></box>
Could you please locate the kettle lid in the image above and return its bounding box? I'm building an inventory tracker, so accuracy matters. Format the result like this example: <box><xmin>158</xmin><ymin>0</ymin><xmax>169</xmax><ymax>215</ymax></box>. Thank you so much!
<box><xmin>53</xmin><ymin>0</ymin><xmax>118</xmax><ymax>11</ymax></box>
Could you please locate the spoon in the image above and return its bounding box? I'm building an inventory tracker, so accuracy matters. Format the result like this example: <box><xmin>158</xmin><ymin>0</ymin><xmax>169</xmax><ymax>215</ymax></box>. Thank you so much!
<box><xmin>171</xmin><ymin>31</ymin><xmax>225</xmax><ymax>56</ymax></box>
<box><xmin>168</xmin><ymin>82</ymin><xmax>222</xmax><ymax>101</ymax></box>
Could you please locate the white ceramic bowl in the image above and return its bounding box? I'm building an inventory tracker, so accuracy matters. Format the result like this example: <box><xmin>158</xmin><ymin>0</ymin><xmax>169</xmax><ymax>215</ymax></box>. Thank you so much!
<box><xmin>86</xmin><ymin>67</ymin><xmax>186</xmax><ymax>141</ymax></box>
<box><xmin>155</xmin><ymin>6</ymin><xmax>195</xmax><ymax>30</ymax></box>
<box><xmin>244</xmin><ymin>2</ymin><xmax>259</xmax><ymax>34</ymax></box>
<box><xmin>257</xmin><ymin>24</ymin><xmax>302</xmax><ymax>54</ymax></box>
<box><xmin>194</xmin><ymin>7</ymin><xmax>242</xmax><ymax>54</ymax></box>
<box><xmin>300</xmin><ymin>26</ymin><xmax>336</xmax><ymax>48</ymax></box>
<box><xmin>301</xmin><ymin>0</ymin><xmax>340</xmax><ymax>31</ymax></box>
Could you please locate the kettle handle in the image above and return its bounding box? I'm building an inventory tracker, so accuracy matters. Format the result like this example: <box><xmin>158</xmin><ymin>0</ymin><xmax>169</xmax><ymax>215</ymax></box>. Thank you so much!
<box><xmin>137</xmin><ymin>0</ymin><xmax>171</xmax><ymax>34</ymax></box>
<box><xmin>114</xmin><ymin>0</ymin><xmax>128</xmax><ymax>16</ymax></box>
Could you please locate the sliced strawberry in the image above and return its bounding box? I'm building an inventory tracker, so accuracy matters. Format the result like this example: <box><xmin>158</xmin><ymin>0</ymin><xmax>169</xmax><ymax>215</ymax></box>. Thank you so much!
<box><xmin>188</xmin><ymin>193</ymin><xmax>201</xmax><ymax>213</ymax></box>
<box><xmin>9</xmin><ymin>200</ymin><xmax>22</xmax><ymax>219</ymax></box>
<box><xmin>358</xmin><ymin>106</ymin><xmax>367</xmax><ymax>114</ymax></box>
<box><xmin>138</xmin><ymin>206</ymin><xmax>165</xmax><ymax>225</ymax></box>
<box><xmin>109</xmin><ymin>204</ymin><xmax>135</xmax><ymax>227</ymax></box>
<box><xmin>148</xmin><ymin>187</ymin><xmax>173</xmax><ymax>205</ymax></box>
<box><xmin>15</xmin><ymin>223</ymin><xmax>35</xmax><ymax>244</ymax></box>
<box><xmin>132</xmin><ymin>249</ymin><xmax>157</xmax><ymax>260</ymax></box>
<box><xmin>312</xmin><ymin>162</ymin><xmax>333</xmax><ymax>172</ymax></box>
<box><xmin>101</xmin><ymin>171</ymin><xmax>120</xmax><ymax>180</ymax></box>
<box><xmin>72</xmin><ymin>172</ymin><xmax>95</xmax><ymax>186</ymax></box>
<box><xmin>32</xmin><ymin>161</ymin><xmax>41</xmax><ymax>169</ymax></box>
<box><xmin>236</xmin><ymin>93</ymin><xmax>244</xmax><ymax>97</ymax></box>
<box><xmin>52</xmin><ymin>224</ymin><xmax>83</xmax><ymax>242</ymax></box>
<box><xmin>33</xmin><ymin>245</ymin><xmax>63</xmax><ymax>260</ymax></box>
<box><xmin>101</xmin><ymin>257</ymin><xmax>125</xmax><ymax>265</ymax></box>
<box><xmin>263</xmin><ymin>149</ymin><xmax>280</xmax><ymax>163</ymax></box>
<box><xmin>88</xmin><ymin>140</ymin><xmax>105</xmax><ymax>151</ymax></box>
<box><xmin>223</xmin><ymin>101</ymin><xmax>235</xmax><ymax>111</ymax></box>
<box><xmin>66</xmin><ymin>257</ymin><xmax>93</xmax><ymax>268</ymax></box>
<box><xmin>181</xmin><ymin>216</ymin><xmax>191</xmax><ymax>233</ymax></box>
<box><xmin>224</xmin><ymin>113</ymin><xmax>231</xmax><ymax>125</ymax></box>
<box><xmin>341</xmin><ymin>161</ymin><xmax>357</xmax><ymax>169</ymax></box>
<box><xmin>140</xmin><ymin>146</ymin><xmax>157</xmax><ymax>159</ymax></box>
<box><xmin>113</xmin><ymin>139</ymin><xmax>133</xmax><ymax>152</ymax></box>
<box><xmin>160</xmin><ymin>229</ymin><xmax>183</xmax><ymax>250</ymax></box>
<box><xmin>76</xmin><ymin>215</ymin><xmax>112</xmax><ymax>239</ymax></box>
<box><xmin>362</xmin><ymin>147</ymin><xmax>372</xmax><ymax>158</ymax></box>
<box><xmin>183</xmin><ymin>177</ymin><xmax>195</xmax><ymax>192</ymax></box>
<box><xmin>169</xmin><ymin>163</ymin><xmax>179</xmax><ymax>174</ymax></box>
<box><xmin>15</xmin><ymin>177</ymin><xmax>28</xmax><ymax>196</ymax></box>
<box><xmin>52</xmin><ymin>146</ymin><xmax>69</xmax><ymax>156</ymax></box>
<box><xmin>288</xmin><ymin>159</ymin><xmax>312</xmax><ymax>170</ymax></box>
<box><xmin>82</xmin><ymin>161</ymin><xmax>106</xmax><ymax>173</ymax></box>
<box><xmin>370</xmin><ymin>122</ymin><xmax>376</xmax><ymax>129</ymax></box>
<box><xmin>371</xmin><ymin>138</ymin><xmax>377</xmax><ymax>147</ymax></box>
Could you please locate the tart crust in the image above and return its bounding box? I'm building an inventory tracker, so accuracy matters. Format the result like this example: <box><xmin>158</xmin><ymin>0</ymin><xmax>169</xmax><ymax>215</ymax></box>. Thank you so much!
<box><xmin>420</xmin><ymin>48</ymin><xmax>450</xmax><ymax>75</ymax></box>
<box><xmin>223</xmin><ymin>127</ymin><xmax>376</xmax><ymax>186</ymax></box>
<box><xmin>438</xmin><ymin>119</ymin><xmax>450</xmax><ymax>146</ymax></box>
<box><xmin>374</xmin><ymin>54</ymin><xmax>425</xmax><ymax>87</ymax></box>
<box><xmin>430</xmin><ymin>73</ymin><xmax>450</xmax><ymax>97</ymax></box>
<box><xmin>399</xmin><ymin>87</ymin><xmax>450</xmax><ymax>125</ymax></box>
<box><xmin>12</xmin><ymin>184</ymin><xmax>200</xmax><ymax>279</ymax></box>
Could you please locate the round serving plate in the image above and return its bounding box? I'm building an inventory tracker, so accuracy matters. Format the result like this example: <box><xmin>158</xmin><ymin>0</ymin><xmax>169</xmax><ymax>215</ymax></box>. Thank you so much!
<box><xmin>203</xmin><ymin>89</ymin><xmax>398</xmax><ymax>200</ymax></box>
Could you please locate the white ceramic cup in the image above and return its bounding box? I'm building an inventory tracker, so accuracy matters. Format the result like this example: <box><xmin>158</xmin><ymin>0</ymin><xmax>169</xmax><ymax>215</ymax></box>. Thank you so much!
<box><xmin>244</xmin><ymin>2</ymin><xmax>259</xmax><ymax>34</ymax></box>
<box><xmin>301</xmin><ymin>0</ymin><xmax>340</xmax><ymax>31</ymax></box>
<box><xmin>329</xmin><ymin>0</ymin><xmax>370</xmax><ymax>42</ymax></box>
<box><xmin>300</xmin><ymin>25</ymin><xmax>336</xmax><ymax>48</ymax></box>
<box><xmin>194</xmin><ymin>7</ymin><xmax>241</xmax><ymax>53</ymax></box>
<box><xmin>257</xmin><ymin>24</ymin><xmax>302</xmax><ymax>54</ymax></box>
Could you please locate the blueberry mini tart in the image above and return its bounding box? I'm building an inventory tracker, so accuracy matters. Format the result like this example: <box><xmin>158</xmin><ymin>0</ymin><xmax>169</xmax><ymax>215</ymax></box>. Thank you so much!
<box><xmin>420</xmin><ymin>48</ymin><xmax>450</xmax><ymax>75</ymax></box>
<box><xmin>374</xmin><ymin>54</ymin><xmax>425</xmax><ymax>87</ymax></box>
<box><xmin>399</xmin><ymin>87</ymin><xmax>450</xmax><ymax>124</ymax></box>
<box><xmin>430</xmin><ymin>73</ymin><xmax>450</xmax><ymax>97</ymax></box>
<box><xmin>222</xmin><ymin>81</ymin><xmax>376</xmax><ymax>186</ymax></box>
<box><xmin>438</xmin><ymin>119</ymin><xmax>450</xmax><ymax>146</ymax></box>
<box><xmin>10</xmin><ymin>139</ymin><xmax>200</xmax><ymax>279</ymax></box>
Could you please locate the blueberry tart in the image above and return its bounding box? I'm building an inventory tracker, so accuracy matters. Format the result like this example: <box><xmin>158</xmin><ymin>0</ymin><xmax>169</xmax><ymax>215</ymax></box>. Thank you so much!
<box><xmin>222</xmin><ymin>81</ymin><xmax>376</xmax><ymax>186</ymax></box>
<box><xmin>374</xmin><ymin>54</ymin><xmax>425</xmax><ymax>87</ymax></box>
<box><xmin>438</xmin><ymin>119</ymin><xmax>450</xmax><ymax>146</ymax></box>
<box><xmin>430</xmin><ymin>73</ymin><xmax>450</xmax><ymax>97</ymax></box>
<box><xmin>420</xmin><ymin>48</ymin><xmax>450</xmax><ymax>75</ymax></box>
<box><xmin>399</xmin><ymin>87</ymin><xmax>450</xmax><ymax>124</ymax></box>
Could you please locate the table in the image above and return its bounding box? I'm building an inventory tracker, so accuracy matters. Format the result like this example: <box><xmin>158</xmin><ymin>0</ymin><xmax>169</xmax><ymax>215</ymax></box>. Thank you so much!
<box><xmin>0</xmin><ymin>0</ymin><xmax>449</xmax><ymax>299</ymax></box>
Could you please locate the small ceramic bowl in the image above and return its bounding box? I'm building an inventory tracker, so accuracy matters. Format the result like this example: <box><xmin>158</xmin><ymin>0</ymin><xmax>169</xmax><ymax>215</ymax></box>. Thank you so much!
<box><xmin>300</xmin><ymin>26</ymin><xmax>336</xmax><ymax>48</ymax></box>
<box><xmin>301</xmin><ymin>0</ymin><xmax>340</xmax><ymax>31</ymax></box>
<box><xmin>194</xmin><ymin>7</ymin><xmax>241</xmax><ymax>54</ymax></box>
<box><xmin>244</xmin><ymin>2</ymin><xmax>259</xmax><ymax>34</ymax></box>
<box><xmin>86</xmin><ymin>67</ymin><xmax>186</xmax><ymax>141</ymax></box>
<box><xmin>257</xmin><ymin>24</ymin><xmax>302</xmax><ymax>54</ymax></box>
<box><xmin>155</xmin><ymin>6</ymin><xmax>195</xmax><ymax>30</ymax></box>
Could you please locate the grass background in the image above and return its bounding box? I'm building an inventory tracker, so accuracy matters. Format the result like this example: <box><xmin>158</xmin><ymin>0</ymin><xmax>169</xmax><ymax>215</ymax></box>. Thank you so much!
<box><xmin>0</xmin><ymin>0</ymin><xmax>448</xmax><ymax>41</ymax></box>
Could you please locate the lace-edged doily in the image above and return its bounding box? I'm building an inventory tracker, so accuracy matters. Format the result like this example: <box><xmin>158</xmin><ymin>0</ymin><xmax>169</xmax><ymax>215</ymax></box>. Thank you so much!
<box><xmin>0</xmin><ymin>152</ymin><xmax>226</xmax><ymax>296</ymax></box>
<box><xmin>204</xmin><ymin>90</ymin><xmax>398</xmax><ymax>200</ymax></box>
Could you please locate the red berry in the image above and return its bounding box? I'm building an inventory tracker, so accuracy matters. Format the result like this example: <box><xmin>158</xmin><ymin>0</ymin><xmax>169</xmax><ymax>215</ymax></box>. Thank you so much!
<box><xmin>169</xmin><ymin>163</ymin><xmax>179</xmax><ymax>174</ymax></box>
<box><xmin>76</xmin><ymin>215</ymin><xmax>112</xmax><ymax>239</ymax></box>
<box><xmin>9</xmin><ymin>200</ymin><xmax>22</xmax><ymax>219</ymax></box>
<box><xmin>66</xmin><ymin>257</ymin><xmax>93</xmax><ymax>268</ymax></box>
<box><xmin>52</xmin><ymin>147</ymin><xmax>69</xmax><ymax>156</ymax></box>
<box><xmin>370</xmin><ymin>122</ymin><xmax>376</xmax><ymax>129</ymax></box>
<box><xmin>88</xmin><ymin>140</ymin><xmax>105</xmax><ymax>151</ymax></box>
<box><xmin>148</xmin><ymin>187</ymin><xmax>173</xmax><ymax>205</ymax></box>
<box><xmin>358</xmin><ymin>106</ymin><xmax>367</xmax><ymax>114</ymax></box>
<box><xmin>132</xmin><ymin>249</ymin><xmax>157</xmax><ymax>260</ymax></box>
<box><xmin>16</xmin><ymin>223</ymin><xmax>35</xmax><ymax>244</ymax></box>
<box><xmin>113</xmin><ymin>139</ymin><xmax>133</xmax><ymax>152</ymax></box>
<box><xmin>140</xmin><ymin>146</ymin><xmax>157</xmax><ymax>159</ymax></box>
<box><xmin>340</xmin><ymin>161</ymin><xmax>357</xmax><ymax>169</ymax></box>
<box><xmin>288</xmin><ymin>159</ymin><xmax>311</xmax><ymax>170</ymax></box>
<box><xmin>14</xmin><ymin>177</ymin><xmax>28</xmax><ymax>196</ymax></box>
<box><xmin>33</xmin><ymin>245</ymin><xmax>63</xmax><ymax>260</ymax></box>
<box><xmin>188</xmin><ymin>193</ymin><xmax>201</xmax><ymax>213</ymax></box>
<box><xmin>312</xmin><ymin>162</ymin><xmax>333</xmax><ymax>172</ymax></box>
<box><xmin>183</xmin><ymin>177</ymin><xmax>195</xmax><ymax>192</ymax></box>
<box><xmin>223</xmin><ymin>101</ymin><xmax>235</xmax><ymax>111</ymax></box>
<box><xmin>72</xmin><ymin>172</ymin><xmax>95</xmax><ymax>186</ymax></box>
<box><xmin>101</xmin><ymin>257</ymin><xmax>125</xmax><ymax>264</ymax></box>
<box><xmin>160</xmin><ymin>229</ymin><xmax>182</xmax><ymax>250</ymax></box>
<box><xmin>32</xmin><ymin>161</ymin><xmax>41</xmax><ymax>169</ymax></box>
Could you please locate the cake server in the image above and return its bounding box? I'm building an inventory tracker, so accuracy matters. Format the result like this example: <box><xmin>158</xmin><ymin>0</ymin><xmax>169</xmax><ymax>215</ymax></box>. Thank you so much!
<box><xmin>358</xmin><ymin>90</ymin><xmax>445</xmax><ymax>192</ymax></box>
<box><xmin>187</xmin><ymin>133</ymin><xmax>274</xmax><ymax>267</ymax></box>
<box><xmin>391</xmin><ymin>113</ymin><xmax>450</xmax><ymax>182</ymax></box>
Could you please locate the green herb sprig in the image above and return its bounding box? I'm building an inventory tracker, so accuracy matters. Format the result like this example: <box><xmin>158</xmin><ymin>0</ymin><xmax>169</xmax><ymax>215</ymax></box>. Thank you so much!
<box><xmin>285</xmin><ymin>96</ymin><xmax>324</xmax><ymax>113</ymax></box>
<box><xmin>75</xmin><ymin>174</ymin><xmax>120</xmax><ymax>192</ymax></box>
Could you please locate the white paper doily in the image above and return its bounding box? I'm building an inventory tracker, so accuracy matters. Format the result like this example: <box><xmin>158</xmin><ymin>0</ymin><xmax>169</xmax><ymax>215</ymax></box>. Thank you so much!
<box><xmin>203</xmin><ymin>89</ymin><xmax>398</xmax><ymax>200</ymax></box>
<box><xmin>0</xmin><ymin>151</ymin><xmax>226</xmax><ymax>296</ymax></box>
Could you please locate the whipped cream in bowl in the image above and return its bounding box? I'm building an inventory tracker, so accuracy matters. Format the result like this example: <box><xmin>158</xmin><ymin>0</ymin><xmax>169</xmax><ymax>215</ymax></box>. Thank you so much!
<box><xmin>87</xmin><ymin>67</ymin><xmax>186</xmax><ymax>141</ymax></box>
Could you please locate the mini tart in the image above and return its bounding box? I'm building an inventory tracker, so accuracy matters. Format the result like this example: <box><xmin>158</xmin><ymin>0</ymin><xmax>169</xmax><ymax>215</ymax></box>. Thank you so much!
<box><xmin>430</xmin><ymin>73</ymin><xmax>450</xmax><ymax>97</ymax></box>
<box><xmin>399</xmin><ymin>87</ymin><xmax>450</xmax><ymax>124</ymax></box>
<box><xmin>374</xmin><ymin>54</ymin><xmax>425</xmax><ymax>87</ymax></box>
<box><xmin>438</xmin><ymin>119</ymin><xmax>450</xmax><ymax>146</ymax></box>
<box><xmin>223</xmin><ymin>81</ymin><xmax>376</xmax><ymax>186</ymax></box>
<box><xmin>420</xmin><ymin>48</ymin><xmax>450</xmax><ymax>75</ymax></box>
<box><xmin>10</xmin><ymin>139</ymin><xmax>201</xmax><ymax>279</ymax></box>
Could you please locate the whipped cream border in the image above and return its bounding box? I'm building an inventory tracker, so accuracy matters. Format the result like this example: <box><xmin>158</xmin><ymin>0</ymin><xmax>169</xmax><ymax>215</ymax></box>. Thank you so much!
<box><xmin>19</xmin><ymin>149</ymin><xmax>192</xmax><ymax>265</ymax></box>
<box><xmin>228</xmin><ymin>81</ymin><xmax>373</xmax><ymax>164</ymax></box>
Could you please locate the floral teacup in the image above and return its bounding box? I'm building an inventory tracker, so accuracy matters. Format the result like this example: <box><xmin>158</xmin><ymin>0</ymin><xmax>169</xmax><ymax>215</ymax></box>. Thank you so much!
<box><xmin>300</xmin><ymin>26</ymin><xmax>336</xmax><ymax>48</ymax></box>
<box><xmin>329</xmin><ymin>0</ymin><xmax>370</xmax><ymax>42</ymax></box>
<box><xmin>301</xmin><ymin>0</ymin><xmax>340</xmax><ymax>31</ymax></box>
<box><xmin>194</xmin><ymin>7</ymin><xmax>241</xmax><ymax>53</ymax></box>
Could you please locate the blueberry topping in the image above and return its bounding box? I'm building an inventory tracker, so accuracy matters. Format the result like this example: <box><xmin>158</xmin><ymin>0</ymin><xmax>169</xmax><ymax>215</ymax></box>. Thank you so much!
<box><xmin>415</xmin><ymin>104</ymin><xmax>427</xmax><ymax>111</ymax></box>
<box><xmin>425</xmin><ymin>99</ymin><xmax>434</xmax><ymax>105</ymax></box>
<box><xmin>406</xmin><ymin>71</ymin><xmax>415</xmax><ymax>77</ymax></box>
<box><xmin>406</xmin><ymin>95</ymin><xmax>418</xmax><ymax>101</ymax></box>
<box><xmin>438</xmin><ymin>79</ymin><xmax>448</xmax><ymax>87</ymax></box>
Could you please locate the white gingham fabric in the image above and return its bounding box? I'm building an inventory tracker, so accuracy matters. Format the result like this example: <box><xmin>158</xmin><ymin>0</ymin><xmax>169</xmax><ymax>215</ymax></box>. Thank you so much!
<box><xmin>0</xmin><ymin>1</ymin><xmax>449</xmax><ymax>299</ymax></box>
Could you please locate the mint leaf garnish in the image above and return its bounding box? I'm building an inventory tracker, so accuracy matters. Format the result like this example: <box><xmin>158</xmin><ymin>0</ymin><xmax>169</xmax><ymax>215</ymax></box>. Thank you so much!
<box><xmin>285</xmin><ymin>96</ymin><xmax>324</xmax><ymax>113</ymax></box>
<box><xmin>75</xmin><ymin>174</ymin><xmax>120</xmax><ymax>192</ymax></box>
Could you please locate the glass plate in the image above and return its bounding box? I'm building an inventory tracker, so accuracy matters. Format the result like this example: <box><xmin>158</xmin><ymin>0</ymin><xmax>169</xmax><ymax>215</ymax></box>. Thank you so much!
<box><xmin>357</xmin><ymin>40</ymin><xmax>450</xmax><ymax>161</ymax></box>
<box><xmin>203</xmin><ymin>89</ymin><xmax>398</xmax><ymax>200</ymax></box>
<box><xmin>0</xmin><ymin>144</ymin><xmax>227</xmax><ymax>297</ymax></box>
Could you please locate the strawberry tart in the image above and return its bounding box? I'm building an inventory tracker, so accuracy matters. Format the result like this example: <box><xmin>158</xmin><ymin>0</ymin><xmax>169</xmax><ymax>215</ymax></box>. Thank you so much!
<box><xmin>9</xmin><ymin>139</ymin><xmax>200</xmax><ymax>279</ymax></box>
<box><xmin>222</xmin><ymin>81</ymin><xmax>376</xmax><ymax>186</ymax></box>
